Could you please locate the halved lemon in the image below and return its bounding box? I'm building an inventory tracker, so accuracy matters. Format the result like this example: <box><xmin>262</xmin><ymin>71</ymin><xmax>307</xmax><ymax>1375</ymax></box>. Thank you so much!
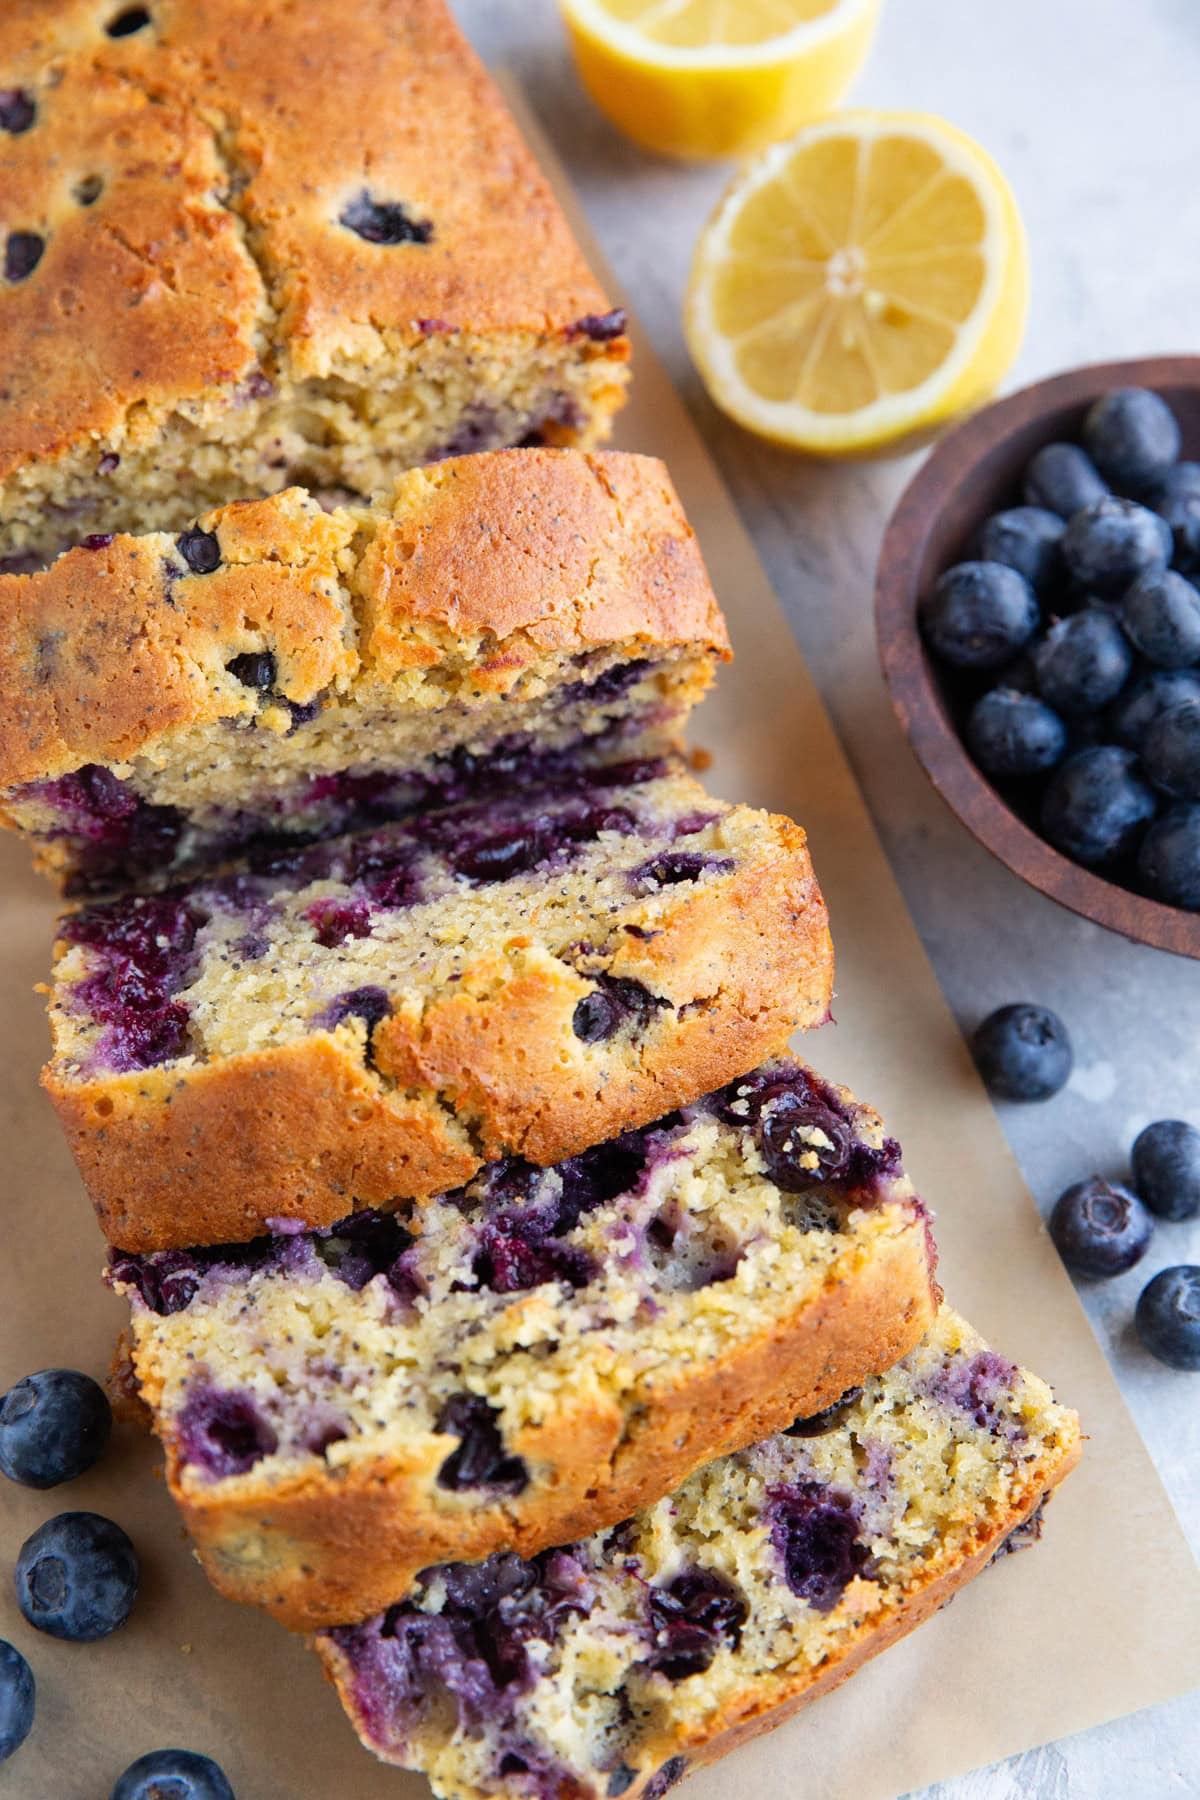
<box><xmin>560</xmin><ymin>0</ymin><xmax>880</xmax><ymax>161</ymax></box>
<box><xmin>685</xmin><ymin>111</ymin><xmax>1029</xmax><ymax>455</ymax></box>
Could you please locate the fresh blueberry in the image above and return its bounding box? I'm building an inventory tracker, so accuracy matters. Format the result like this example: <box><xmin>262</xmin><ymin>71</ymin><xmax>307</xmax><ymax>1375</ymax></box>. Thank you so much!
<box><xmin>1082</xmin><ymin>387</ymin><xmax>1181</xmax><ymax>493</ymax></box>
<box><xmin>1132</xmin><ymin>1120</ymin><xmax>1200</xmax><ymax>1221</ymax></box>
<box><xmin>971</xmin><ymin>1003</ymin><xmax>1073</xmax><ymax>1102</ymax></box>
<box><xmin>1108</xmin><ymin>669</ymin><xmax>1200</xmax><ymax>750</ymax></box>
<box><xmin>920</xmin><ymin>562</ymin><xmax>1039</xmax><ymax>670</ymax></box>
<box><xmin>1156</xmin><ymin>486</ymin><xmax>1200</xmax><ymax>575</ymax></box>
<box><xmin>1059</xmin><ymin>497</ymin><xmax>1172</xmax><ymax>597</ymax></box>
<box><xmin>1049</xmin><ymin>1178</ymin><xmax>1152</xmax><ymax>1277</ymax></box>
<box><xmin>1135</xmin><ymin>1266</ymin><xmax>1200</xmax><ymax>1369</ymax></box>
<box><xmin>1040</xmin><ymin>746</ymin><xmax>1157</xmax><ymax>865</ymax></box>
<box><xmin>1147</xmin><ymin>461</ymin><xmax>1200</xmax><ymax>507</ymax></box>
<box><xmin>0</xmin><ymin>1641</ymin><xmax>34</xmax><ymax>1765</ymax></box>
<box><xmin>177</xmin><ymin>528</ymin><xmax>221</xmax><ymax>575</ymax></box>
<box><xmin>110</xmin><ymin>1748</ymin><xmax>235</xmax><ymax>1799</ymax></box>
<box><xmin>1138</xmin><ymin>804</ymin><xmax>1200</xmax><ymax>909</ymax></box>
<box><xmin>1033</xmin><ymin>610</ymin><xmax>1133</xmax><ymax>715</ymax></box>
<box><xmin>1120</xmin><ymin>570</ymin><xmax>1200</xmax><ymax>669</ymax></box>
<box><xmin>966</xmin><ymin>688</ymin><xmax>1067</xmax><ymax>777</ymax></box>
<box><xmin>15</xmin><ymin>1511</ymin><xmax>138</xmax><ymax>1641</ymax></box>
<box><xmin>0</xmin><ymin>1368</ymin><xmax>112</xmax><ymax>1488</ymax></box>
<box><xmin>1142</xmin><ymin>699</ymin><xmax>1200</xmax><ymax>800</ymax></box>
<box><xmin>976</xmin><ymin>507</ymin><xmax>1064</xmax><ymax>594</ymax></box>
<box><xmin>1023</xmin><ymin>442</ymin><xmax>1108</xmax><ymax>518</ymax></box>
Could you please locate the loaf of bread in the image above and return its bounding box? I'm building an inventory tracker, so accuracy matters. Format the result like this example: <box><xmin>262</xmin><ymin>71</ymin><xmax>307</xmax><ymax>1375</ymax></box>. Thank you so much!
<box><xmin>109</xmin><ymin>1058</ymin><xmax>939</xmax><ymax>1630</ymax></box>
<box><xmin>46</xmin><ymin>765</ymin><xmax>834</xmax><ymax>1249</ymax></box>
<box><xmin>315</xmin><ymin>1307</ymin><xmax>1080</xmax><ymax>1797</ymax></box>
<box><xmin>0</xmin><ymin>452</ymin><xmax>727</xmax><ymax>893</ymax></box>
<box><xmin>0</xmin><ymin>0</ymin><xmax>628</xmax><ymax>564</ymax></box>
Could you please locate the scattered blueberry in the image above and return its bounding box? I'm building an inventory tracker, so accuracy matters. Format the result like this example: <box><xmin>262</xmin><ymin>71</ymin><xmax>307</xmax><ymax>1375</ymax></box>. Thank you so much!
<box><xmin>1108</xmin><ymin>669</ymin><xmax>1200</xmax><ymax>750</ymax></box>
<box><xmin>0</xmin><ymin>1368</ymin><xmax>112</xmax><ymax>1489</ymax></box>
<box><xmin>1141</xmin><ymin>699</ymin><xmax>1200</xmax><ymax>800</ymax></box>
<box><xmin>1033</xmin><ymin>609</ymin><xmax>1133</xmax><ymax>715</ymax></box>
<box><xmin>1040</xmin><ymin>746</ymin><xmax>1157</xmax><ymax>864</ymax></box>
<box><xmin>110</xmin><ymin>1749</ymin><xmax>235</xmax><ymax>1800</ymax></box>
<box><xmin>1131</xmin><ymin>1120</ymin><xmax>1200</xmax><ymax>1221</ymax></box>
<box><xmin>971</xmin><ymin>1003</ymin><xmax>1073</xmax><ymax>1102</ymax></box>
<box><xmin>976</xmin><ymin>507</ymin><xmax>1064</xmax><ymax>594</ymax></box>
<box><xmin>1138</xmin><ymin>804</ymin><xmax>1200</xmax><ymax>909</ymax></box>
<box><xmin>1023</xmin><ymin>442</ymin><xmax>1108</xmax><ymax>518</ymax></box>
<box><xmin>1082</xmin><ymin>387</ymin><xmax>1181</xmax><ymax>493</ymax></box>
<box><xmin>1059</xmin><ymin>496</ymin><xmax>1172</xmax><ymax>597</ymax></box>
<box><xmin>919</xmin><ymin>561</ymin><xmax>1039</xmax><ymax>669</ymax></box>
<box><xmin>966</xmin><ymin>689</ymin><xmax>1068</xmax><ymax>777</ymax></box>
<box><xmin>1135</xmin><ymin>1266</ymin><xmax>1200</xmax><ymax>1370</ymax></box>
<box><xmin>1120</xmin><ymin>569</ymin><xmax>1200</xmax><ymax>668</ymax></box>
<box><xmin>5</xmin><ymin>232</ymin><xmax>44</xmax><ymax>283</ymax></box>
<box><xmin>1049</xmin><ymin>1178</ymin><xmax>1153</xmax><ymax>1277</ymax></box>
<box><xmin>0</xmin><ymin>1641</ymin><xmax>34</xmax><ymax>1766</ymax></box>
<box><xmin>15</xmin><ymin>1511</ymin><xmax>138</xmax><ymax>1641</ymax></box>
<box><xmin>1156</xmin><ymin>486</ymin><xmax>1200</xmax><ymax>574</ymax></box>
<box><xmin>339</xmin><ymin>190</ymin><xmax>433</xmax><ymax>246</ymax></box>
<box><xmin>177</xmin><ymin>528</ymin><xmax>221</xmax><ymax>575</ymax></box>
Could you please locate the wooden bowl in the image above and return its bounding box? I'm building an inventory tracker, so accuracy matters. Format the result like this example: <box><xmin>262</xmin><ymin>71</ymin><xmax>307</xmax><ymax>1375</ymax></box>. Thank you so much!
<box><xmin>876</xmin><ymin>354</ymin><xmax>1200</xmax><ymax>960</ymax></box>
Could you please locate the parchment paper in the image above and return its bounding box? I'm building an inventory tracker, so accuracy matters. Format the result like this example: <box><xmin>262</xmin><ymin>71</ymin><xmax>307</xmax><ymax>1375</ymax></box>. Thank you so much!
<box><xmin>1</xmin><ymin>86</ymin><xmax>1197</xmax><ymax>1800</ymax></box>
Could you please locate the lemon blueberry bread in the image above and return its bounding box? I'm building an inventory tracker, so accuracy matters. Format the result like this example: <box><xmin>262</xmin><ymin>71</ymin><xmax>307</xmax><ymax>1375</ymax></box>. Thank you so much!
<box><xmin>0</xmin><ymin>0</ymin><xmax>629</xmax><ymax>564</ymax></box>
<box><xmin>108</xmin><ymin>1058</ymin><xmax>939</xmax><ymax>1630</ymax></box>
<box><xmin>0</xmin><ymin>451</ymin><xmax>728</xmax><ymax>894</ymax></box>
<box><xmin>315</xmin><ymin>1307</ymin><xmax>1080</xmax><ymax>1798</ymax></box>
<box><xmin>45</xmin><ymin>764</ymin><xmax>834</xmax><ymax>1249</ymax></box>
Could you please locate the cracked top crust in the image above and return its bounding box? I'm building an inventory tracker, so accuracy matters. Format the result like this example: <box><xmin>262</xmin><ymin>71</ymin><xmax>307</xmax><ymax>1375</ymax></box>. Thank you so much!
<box><xmin>0</xmin><ymin>450</ymin><xmax>727</xmax><ymax>792</ymax></box>
<box><xmin>0</xmin><ymin>0</ymin><xmax>615</xmax><ymax>483</ymax></box>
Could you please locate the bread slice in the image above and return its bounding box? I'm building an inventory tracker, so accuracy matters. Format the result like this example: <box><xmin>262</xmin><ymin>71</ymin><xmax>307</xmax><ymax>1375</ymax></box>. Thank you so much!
<box><xmin>314</xmin><ymin>1307</ymin><xmax>1080</xmax><ymax>1798</ymax></box>
<box><xmin>45</xmin><ymin>767</ymin><xmax>834</xmax><ymax>1249</ymax></box>
<box><xmin>0</xmin><ymin>452</ymin><xmax>727</xmax><ymax>894</ymax></box>
<box><xmin>108</xmin><ymin>1058</ymin><xmax>938</xmax><ymax>1630</ymax></box>
<box><xmin>0</xmin><ymin>0</ymin><xmax>628</xmax><ymax>564</ymax></box>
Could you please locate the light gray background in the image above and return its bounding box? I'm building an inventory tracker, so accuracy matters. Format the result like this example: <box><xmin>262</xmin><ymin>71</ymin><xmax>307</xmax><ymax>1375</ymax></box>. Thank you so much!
<box><xmin>457</xmin><ymin>2</ymin><xmax>1200</xmax><ymax>1794</ymax></box>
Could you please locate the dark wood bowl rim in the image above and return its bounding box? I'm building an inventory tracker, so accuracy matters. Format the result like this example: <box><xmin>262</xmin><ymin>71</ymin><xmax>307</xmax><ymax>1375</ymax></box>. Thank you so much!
<box><xmin>876</xmin><ymin>353</ymin><xmax>1200</xmax><ymax>961</ymax></box>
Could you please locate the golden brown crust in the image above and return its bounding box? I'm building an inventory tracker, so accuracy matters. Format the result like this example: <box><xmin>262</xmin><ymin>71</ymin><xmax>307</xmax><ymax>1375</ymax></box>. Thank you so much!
<box><xmin>0</xmin><ymin>452</ymin><xmax>727</xmax><ymax>793</ymax></box>
<box><xmin>0</xmin><ymin>0</ymin><xmax>622</xmax><ymax>486</ymax></box>
<box><xmin>142</xmin><ymin>1207</ymin><xmax>936</xmax><ymax>1631</ymax></box>
<box><xmin>43</xmin><ymin>819</ymin><xmax>833</xmax><ymax>1251</ymax></box>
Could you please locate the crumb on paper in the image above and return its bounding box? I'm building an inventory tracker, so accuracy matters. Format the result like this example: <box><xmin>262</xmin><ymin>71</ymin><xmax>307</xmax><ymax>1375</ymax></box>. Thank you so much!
<box><xmin>689</xmin><ymin>745</ymin><xmax>713</xmax><ymax>772</ymax></box>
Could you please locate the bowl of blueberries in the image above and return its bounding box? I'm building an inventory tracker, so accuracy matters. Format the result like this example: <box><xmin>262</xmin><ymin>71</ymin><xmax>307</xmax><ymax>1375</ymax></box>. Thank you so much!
<box><xmin>876</xmin><ymin>355</ymin><xmax>1200</xmax><ymax>958</ymax></box>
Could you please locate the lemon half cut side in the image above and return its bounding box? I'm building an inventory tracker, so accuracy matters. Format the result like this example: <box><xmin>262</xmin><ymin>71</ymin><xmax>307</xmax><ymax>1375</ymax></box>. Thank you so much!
<box><xmin>560</xmin><ymin>0</ymin><xmax>881</xmax><ymax>160</ymax></box>
<box><xmin>685</xmin><ymin>110</ymin><xmax>1029</xmax><ymax>454</ymax></box>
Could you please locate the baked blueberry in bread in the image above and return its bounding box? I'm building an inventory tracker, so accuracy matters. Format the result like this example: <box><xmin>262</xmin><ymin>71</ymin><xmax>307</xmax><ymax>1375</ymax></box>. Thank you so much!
<box><xmin>45</xmin><ymin>767</ymin><xmax>834</xmax><ymax>1249</ymax></box>
<box><xmin>0</xmin><ymin>452</ymin><xmax>727</xmax><ymax>893</ymax></box>
<box><xmin>314</xmin><ymin>1307</ymin><xmax>1080</xmax><ymax>1798</ymax></box>
<box><xmin>108</xmin><ymin>1059</ymin><xmax>939</xmax><ymax>1630</ymax></box>
<box><xmin>0</xmin><ymin>0</ymin><xmax>629</xmax><ymax>563</ymax></box>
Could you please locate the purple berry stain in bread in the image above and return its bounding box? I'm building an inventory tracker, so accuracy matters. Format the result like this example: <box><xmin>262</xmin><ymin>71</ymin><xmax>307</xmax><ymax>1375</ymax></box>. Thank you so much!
<box><xmin>305</xmin><ymin>896</ymin><xmax>371</xmax><ymax>948</ymax></box>
<box><xmin>644</xmin><ymin>1758</ymin><xmax>689</xmax><ymax>1799</ymax></box>
<box><xmin>177</xmin><ymin>1385</ymin><xmax>278</xmax><ymax>1478</ymax></box>
<box><xmin>768</xmin><ymin>1480</ymin><xmax>870</xmax><ymax>1611</ymax></box>
<box><xmin>572</xmin><ymin>975</ymin><xmax>665</xmax><ymax>1043</ymax></box>
<box><xmin>339</xmin><ymin>190</ymin><xmax>433</xmax><ymax>247</ymax></box>
<box><xmin>926</xmin><ymin>1350</ymin><xmax>1020</xmax><ymax>1432</ymax></box>
<box><xmin>434</xmin><ymin>1397</ymin><xmax>528</xmax><ymax>1495</ymax></box>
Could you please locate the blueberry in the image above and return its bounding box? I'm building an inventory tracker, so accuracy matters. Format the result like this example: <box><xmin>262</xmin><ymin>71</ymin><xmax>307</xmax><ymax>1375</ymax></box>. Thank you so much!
<box><xmin>1049</xmin><ymin>1178</ymin><xmax>1152</xmax><ymax>1277</ymax></box>
<box><xmin>110</xmin><ymin>1749</ymin><xmax>235</xmax><ymax>1800</ymax></box>
<box><xmin>5</xmin><ymin>232</ymin><xmax>44</xmax><ymax>283</ymax></box>
<box><xmin>226</xmin><ymin>651</ymin><xmax>277</xmax><ymax>692</ymax></box>
<box><xmin>1120</xmin><ymin>570</ymin><xmax>1200</xmax><ymax>669</ymax></box>
<box><xmin>339</xmin><ymin>190</ymin><xmax>433</xmax><ymax>246</ymax></box>
<box><xmin>106</xmin><ymin>6</ymin><xmax>152</xmax><ymax>35</ymax></box>
<box><xmin>0</xmin><ymin>1642</ymin><xmax>34</xmax><ymax>1765</ymax></box>
<box><xmin>1059</xmin><ymin>497</ymin><xmax>1172</xmax><ymax>596</ymax></box>
<box><xmin>1147</xmin><ymin>461</ymin><xmax>1200</xmax><ymax>507</ymax></box>
<box><xmin>1135</xmin><ymin>1266</ymin><xmax>1200</xmax><ymax>1369</ymax></box>
<box><xmin>1142</xmin><ymin>699</ymin><xmax>1200</xmax><ymax>800</ymax></box>
<box><xmin>1023</xmin><ymin>442</ymin><xmax>1108</xmax><ymax>518</ymax></box>
<box><xmin>1131</xmin><ymin>1120</ymin><xmax>1200</xmax><ymax>1221</ymax></box>
<box><xmin>1082</xmin><ymin>387</ymin><xmax>1181</xmax><ymax>493</ymax></box>
<box><xmin>15</xmin><ymin>1511</ymin><xmax>138</xmax><ymax>1641</ymax></box>
<box><xmin>1040</xmin><ymin>747</ymin><xmax>1157</xmax><ymax>865</ymax></box>
<box><xmin>1155</xmin><ymin>487</ymin><xmax>1200</xmax><ymax>575</ymax></box>
<box><xmin>0</xmin><ymin>90</ymin><xmax>36</xmax><ymax>135</ymax></box>
<box><xmin>0</xmin><ymin>1368</ymin><xmax>112</xmax><ymax>1488</ymax></box>
<box><xmin>966</xmin><ymin>689</ymin><xmax>1068</xmax><ymax>777</ymax></box>
<box><xmin>971</xmin><ymin>1003</ymin><xmax>1073</xmax><ymax>1102</ymax></box>
<box><xmin>920</xmin><ymin>562</ymin><xmax>1039</xmax><ymax>670</ymax></box>
<box><xmin>1138</xmin><ymin>804</ymin><xmax>1200</xmax><ymax>909</ymax></box>
<box><xmin>177</xmin><ymin>528</ymin><xmax>221</xmax><ymax>575</ymax></box>
<box><xmin>976</xmin><ymin>507</ymin><xmax>1064</xmax><ymax>594</ymax></box>
<box><xmin>434</xmin><ymin>1395</ymin><xmax>527</xmax><ymax>1494</ymax></box>
<box><xmin>1108</xmin><ymin>669</ymin><xmax>1200</xmax><ymax>750</ymax></box>
<box><xmin>645</xmin><ymin>1568</ymin><xmax>747</xmax><ymax>1680</ymax></box>
<box><xmin>1033</xmin><ymin>610</ymin><xmax>1133</xmax><ymax>715</ymax></box>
